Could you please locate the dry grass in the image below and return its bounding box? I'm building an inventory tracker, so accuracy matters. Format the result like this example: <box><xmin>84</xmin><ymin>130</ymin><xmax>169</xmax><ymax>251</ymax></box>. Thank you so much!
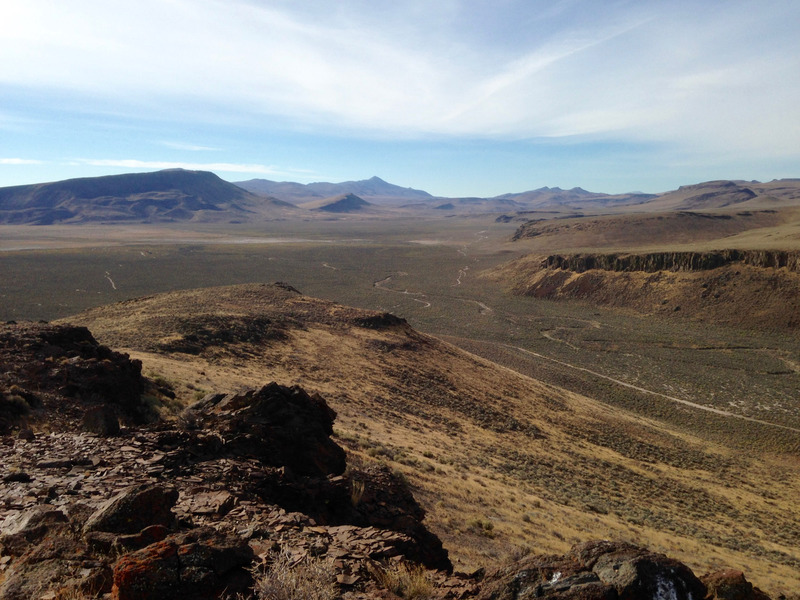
<box><xmin>250</xmin><ymin>551</ymin><xmax>338</xmax><ymax>600</ymax></box>
<box><xmin>376</xmin><ymin>563</ymin><xmax>433</xmax><ymax>600</ymax></box>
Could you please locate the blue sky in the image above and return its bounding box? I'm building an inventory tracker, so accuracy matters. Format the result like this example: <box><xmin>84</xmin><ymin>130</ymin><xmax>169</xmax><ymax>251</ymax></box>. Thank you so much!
<box><xmin>1</xmin><ymin>0</ymin><xmax>799</xmax><ymax>197</ymax></box>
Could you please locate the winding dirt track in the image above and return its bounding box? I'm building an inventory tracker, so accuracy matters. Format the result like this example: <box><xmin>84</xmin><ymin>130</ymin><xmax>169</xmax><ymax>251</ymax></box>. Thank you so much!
<box><xmin>373</xmin><ymin>275</ymin><xmax>431</xmax><ymax>308</ymax></box>
<box><xmin>375</xmin><ymin>230</ymin><xmax>800</xmax><ymax>435</ymax></box>
<box><xmin>494</xmin><ymin>341</ymin><xmax>800</xmax><ymax>434</ymax></box>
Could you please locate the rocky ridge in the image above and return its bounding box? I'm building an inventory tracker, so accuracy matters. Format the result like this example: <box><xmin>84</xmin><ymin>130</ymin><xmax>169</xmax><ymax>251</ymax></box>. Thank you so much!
<box><xmin>489</xmin><ymin>250</ymin><xmax>800</xmax><ymax>330</ymax></box>
<box><xmin>0</xmin><ymin>322</ymin><xmax>776</xmax><ymax>599</ymax></box>
<box><xmin>536</xmin><ymin>250</ymin><xmax>800</xmax><ymax>273</ymax></box>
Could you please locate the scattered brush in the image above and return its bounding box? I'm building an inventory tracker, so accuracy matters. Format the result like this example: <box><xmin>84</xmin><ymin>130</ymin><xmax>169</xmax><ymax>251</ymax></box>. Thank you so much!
<box><xmin>250</xmin><ymin>550</ymin><xmax>338</xmax><ymax>600</ymax></box>
<box><xmin>376</xmin><ymin>563</ymin><xmax>433</xmax><ymax>600</ymax></box>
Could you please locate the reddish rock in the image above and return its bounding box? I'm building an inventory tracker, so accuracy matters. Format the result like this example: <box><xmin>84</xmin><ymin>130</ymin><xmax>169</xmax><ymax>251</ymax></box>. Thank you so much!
<box><xmin>701</xmin><ymin>569</ymin><xmax>772</xmax><ymax>600</ymax></box>
<box><xmin>112</xmin><ymin>527</ymin><xmax>254</xmax><ymax>600</ymax></box>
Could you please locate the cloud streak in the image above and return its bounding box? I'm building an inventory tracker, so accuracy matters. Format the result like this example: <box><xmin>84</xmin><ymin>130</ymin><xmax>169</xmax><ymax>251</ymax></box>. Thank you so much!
<box><xmin>73</xmin><ymin>159</ymin><xmax>318</xmax><ymax>180</ymax></box>
<box><xmin>0</xmin><ymin>158</ymin><xmax>42</xmax><ymax>165</ymax></box>
<box><xmin>158</xmin><ymin>142</ymin><xmax>220</xmax><ymax>152</ymax></box>
<box><xmin>3</xmin><ymin>1</ymin><xmax>799</xmax><ymax>146</ymax></box>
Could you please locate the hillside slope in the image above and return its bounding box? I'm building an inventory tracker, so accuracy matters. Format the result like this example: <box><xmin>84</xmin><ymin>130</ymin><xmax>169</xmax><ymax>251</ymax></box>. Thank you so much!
<box><xmin>640</xmin><ymin>180</ymin><xmax>800</xmax><ymax>212</ymax></box>
<box><xmin>61</xmin><ymin>283</ymin><xmax>800</xmax><ymax>595</ymax></box>
<box><xmin>299</xmin><ymin>193</ymin><xmax>373</xmax><ymax>213</ymax></box>
<box><xmin>510</xmin><ymin>210</ymin><xmax>786</xmax><ymax>251</ymax></box>
<box><xmin>0</xmin><ymin>321</ymin><xmax>774</xmax><ymax>598</ymax></box>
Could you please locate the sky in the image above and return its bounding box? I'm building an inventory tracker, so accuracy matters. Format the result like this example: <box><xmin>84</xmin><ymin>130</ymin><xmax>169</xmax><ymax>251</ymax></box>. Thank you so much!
<box><xmin>1</xmin><ymin>0</ymin><xmax>799</xmax><ymax>197</ymax></box>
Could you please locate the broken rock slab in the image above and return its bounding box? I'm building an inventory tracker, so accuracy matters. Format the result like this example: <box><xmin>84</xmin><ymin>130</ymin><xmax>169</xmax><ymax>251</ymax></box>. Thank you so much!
<box><xmin>83</xmin><ymin>483</ymin><xmax>178</xmax><ymax>535</ymax></box>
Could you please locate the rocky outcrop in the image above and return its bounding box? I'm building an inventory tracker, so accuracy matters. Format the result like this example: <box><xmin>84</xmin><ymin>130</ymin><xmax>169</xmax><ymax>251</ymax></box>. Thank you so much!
<box><xmin>253</xmin><ymin>464</ymin><xmax>451</xmax><ymax>571</ymax></box>
<box><xmin>0</xmin><ymin>320</ymin><xmax>452</xmax><ymax>599</ymax></box>
<box><xmin>186</xmin><ymin>382</ymin><xmax>347</xmax><ymax>477</ymax></box>
<box><xmin>490</xmin><ymin>250</ymin><xmax>800</xmax><ymax>330</ymax></box>
<box><xmin>111</xmin><ymin>527</ymin><xmax>254</xmax><ymax>600</ymax></box>
<box><xmin>539</xmin><ymin>250</ymin><xmax>800</xmax><ymax>273</ymax></box>
<box><xmin>0</xmin><ymin>322</ymin><xmax>147</xmax><ymax>432</ymax></box>
<box><xmin>0</xmin><ymin>323</ymin><xmax>776</xmax><ymax>599</ymax></box>
<box><xmin>83</xmin><ymin>484</ymin><xmax>178</xmax><ymax>535</ymax></box>
<box><xmin>477</xmin><ymin>541</ymin><xmax>768</xmax><ymax>600</ymax></box>
<box><xmin>701</xmin><ymin>569</ymin><xmax>771</xmax><ymax>600</ymax></box>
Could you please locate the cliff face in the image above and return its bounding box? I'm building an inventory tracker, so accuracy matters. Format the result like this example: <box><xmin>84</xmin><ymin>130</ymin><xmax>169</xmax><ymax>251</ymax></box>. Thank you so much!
<box><xmin>540</xmin><ymin>250</ymin><xmax>800</xmax><ymax>273</ymax></box>
<box><xmin>488</xmin><ymin>250</ymin><xmax>800</xmax><ymax>331</ymax></box>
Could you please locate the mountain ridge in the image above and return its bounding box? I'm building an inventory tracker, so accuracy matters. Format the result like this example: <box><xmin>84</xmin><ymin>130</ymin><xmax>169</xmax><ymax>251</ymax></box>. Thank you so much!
<box><xmin>299</xmin><ymin>192</ymin><xmax>373</xmax><ymax>213</ymax></box>
<box><xmin>3</xmin><ymin>170</ymin><xmax>800</xmax><ymax>225</ymax></box>
<box><xmin>0</xmin><ymin>169</ymin><xmax>294</xmax><ymax>225</ymax></box>
<box><xmin>236</xmin><ymin>175</ymin><xmax>432</xmax><ymax>205</ymax></box>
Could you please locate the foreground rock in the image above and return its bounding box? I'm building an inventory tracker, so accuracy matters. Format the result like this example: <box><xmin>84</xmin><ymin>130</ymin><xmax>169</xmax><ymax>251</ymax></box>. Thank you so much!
<box><xmin>112</xmin><ymin>527</ymin><xmax>254</xmax><ymax>600</ymax></box>
<box><xmin>478</xmin><ymin>540</ymin><xmax>770</xmax><ymax>600</ymax></box>
<box><xmin>83</xmin><ymin>484</ymin><xmax>178</xmax><ymax>535</ymax></box>
<box><xmin>187</xmin><ymin>383</ymin><xmax>346</xmax><ymax>477</ymax></box>
<box><xmin>0</xmin><ymin>346</ymin><xmax>451</xmax><ymax>598</ymax></box>
<box><xmin>0</xmin><ymin>322</ymin><xmax>148</xmax><ymax>433</ymax></box>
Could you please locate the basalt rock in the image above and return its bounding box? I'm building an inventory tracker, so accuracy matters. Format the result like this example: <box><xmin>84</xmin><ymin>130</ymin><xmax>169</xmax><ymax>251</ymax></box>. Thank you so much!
<box><xmin>83</xmin><ymin>484</ymin><xmax>178</xmax><ymax>535</ymax></box>
<box><xmin>0</xmin><ymin>507</ymin><xmax>94</xmax><ymax>600</ymax></box>
<box><xmin>111</xmin><ymin>527</ymin><xmax>254</xmax><ymax>600</ymax></box>
<box><xmin>187</xmin><ymin>382</ymin><xmax>346</xmax><ymax>477</ymax></box>
<box><xmin>477</xmin><ymin>541</ymin><xmax>717</xmax><ymax>600</ymax></box>
<box><xmin>254</xmin><ymin>464</ymin><xmax>451</xmax><ymax>572</ymax></box>
<box><xmin>0</xmin><ymin>322</ymin><xmax>147</xmax><ymax>431</ymax></box>
<box><xmin>701</xmin><ymin>569</ymin><xmax>772</xmax><ymax>600</ymax></box>
<box><xmin>538</xmin><ymin>250</ymin><xmax>800</xmax><ymax>274</ymax></box>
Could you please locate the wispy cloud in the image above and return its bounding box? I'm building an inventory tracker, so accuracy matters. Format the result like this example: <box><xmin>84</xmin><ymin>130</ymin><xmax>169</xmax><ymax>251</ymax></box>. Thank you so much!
<box><xmin>0</xmin><ymin>158</ymin><xmax>42</xmax><ymax>165</ymax></box>
<box><xmin>158</xmin><ymin>141</ymin><xmax>220</xmax><ymax>152</ymax></box>
<box><xmin>3</xmin><ymin>1</ymin><xmax>799</xmax><ymax>142</ymax></box>
<box><xmin>74</xmin><ymin>158</ymin><xmax>317</xmax><ymax>179</ymax></box>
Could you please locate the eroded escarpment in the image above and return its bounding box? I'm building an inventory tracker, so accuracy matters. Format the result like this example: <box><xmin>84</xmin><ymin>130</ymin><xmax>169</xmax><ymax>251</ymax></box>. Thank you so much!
<box><xmin>489</xmin><ymin>250</ymin><xmax>800</xmax><ymax>330</ymax></box>
<box><xmin>539</xmin><ymin>249</ymin><xmax>800</xmax><ymax>273</ymax></box>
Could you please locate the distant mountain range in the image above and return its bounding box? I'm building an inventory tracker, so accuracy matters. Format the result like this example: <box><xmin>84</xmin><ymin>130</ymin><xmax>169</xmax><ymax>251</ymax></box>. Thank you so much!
<box><xmin>1</xmin><ymin>169</ymin><xmax>799</xmax><ymax>225</ymax></box>
<box><xmin>235</xmin><ymin>175</ymin><xmax>432</xmax><ymax>205</ymax></box>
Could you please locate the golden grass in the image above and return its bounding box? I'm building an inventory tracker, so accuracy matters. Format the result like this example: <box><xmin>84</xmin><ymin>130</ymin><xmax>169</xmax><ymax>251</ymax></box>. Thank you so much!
<box><xmin>376</xmin><ymin>563</ymin><xmax>434</xmax><ymax>599</ymax></box>
<box><xmin>250</xmin><ymin>551</ymin><xmax>338</xmax><ymax>600</ymax></box>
